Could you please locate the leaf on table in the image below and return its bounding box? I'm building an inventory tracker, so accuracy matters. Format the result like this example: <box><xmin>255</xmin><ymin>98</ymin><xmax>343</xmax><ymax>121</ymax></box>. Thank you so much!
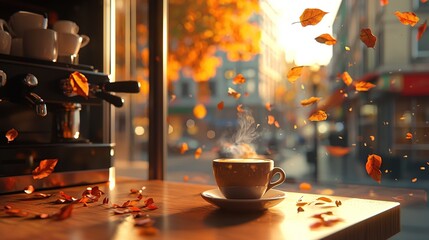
<box><xmin>315</xmin><ymin>33</ymin><xmax>337</xmax><ymax>45</ymax></box>
<box><xmin>233</xmin><ymin>73</ymin><xmax>246</xmax><ymax>85</ymax></box>
<box><xmin>300</xmin><ymin>97</ymin><xmax>321</xmax><ymax>106</ymax></box>
<box><xmin>296</xmin><ymin>202</ymin><xmax>309</xmax><ymax>207</ymax></box>
<box><xmin>32</xmin><ymin>159</ymin><xmax>58</xmax><ymax>180</ymax></box>
<box><xmin>417</xmin><ymin>20</ymin><xmax>427</xmax><ymax>40</ymax></box>
<box><xmin>287</xmin><ymin>66</ymin><xmax>304</xmax><ymax>83</ymax></box>
<box><xmin>394</xmin><ymin>11</ymin><xmax>420</xmax><ymax>26</ymax></box>
<box><xmin>355</xmin><ymin>81</ymin><xmax>376</xmax><ymax>91</ymax></box>
<box><xmin>56</xmin><ymin>204</ymin><xmax>74</xmax><ymax>220</ymax></box>
<box><xmin>360</xmin><ymin>28</ymin><xmax>377</xmax><ymax>48</ymax></box>
<box><xmin>228</xmin><ymin>87</ymin><xmax>241</xmax><ymax>99</ymax></box>
<box><xmin>5</xmin><ymin>128</ymin><xmax>18</xmax><ymax>142</ymax></box>
<box><xmin>103</xmin><ymin>197</ymin><xmax>109</xmax><ymax>205</ymax></box>
<box><xmin>297</xmin><ymin>206</ymin><xmax>305</xmax><ymax>213</ymax></box>
<box><xmin>217</xmin><ymin>101</ymin><xmax>224</xmax><ymax>110</ymax></box>
<box><xmin>341</xmin><ymin>71</ymin><xmax>353</xmax><ymax>86</ymax></box>
<box><xmin>193</xmin><ymin>104</ymin><xmax>207</xmax><ymax>119</ymax></box>
<box><xmin>24</xmin><ymin>185</ymin><xmax>35</xmax><ymax>194</ymax></box>
<box><xmin>316</xmin><ymin>196</ymin><xmax>333</xmax><ymax>203</ymax></box>
<box><xmin>335</xmin><ymin>200</ymin><xmax>342</xmax><ymax>207</ymax></box>
<box><xmin>194</xmin><ymin>147</ymin><xmax>202</xmax><ymax>159</ymax></box>
<box><xmin>298</xmin><ymin>8</ymin><xmax>328</xmax><ymax>27</ymax></box>
<box><xmin>406</xmin><ymin>132</ymin><xmax>413</xmax><ymax>139</ymax></box>
<box><xmin>309</xmin><ymin>110</ymin><xmax>328</xmax><ymax>121</ymax></box>
<box><xmin>366</xmin><ymin>154</ymin><xmax>382</xmax><ymax>183</ymax></box>
<box><xmin>5</xmin><ymin>208</ymin><xmax>29</xmax><ymax>217</ymax></box>
<box><xmin>69</xmin><ymin>71</ymin><xmax>89</xmax><ymax>98</ymax></box>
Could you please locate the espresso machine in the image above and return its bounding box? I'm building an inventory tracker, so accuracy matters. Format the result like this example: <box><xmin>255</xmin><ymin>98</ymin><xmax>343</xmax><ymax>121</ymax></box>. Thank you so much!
<box><xmin>0</xmin><ymin>55</ymin><xmax>140</xmax><ymax>193</ymax></box>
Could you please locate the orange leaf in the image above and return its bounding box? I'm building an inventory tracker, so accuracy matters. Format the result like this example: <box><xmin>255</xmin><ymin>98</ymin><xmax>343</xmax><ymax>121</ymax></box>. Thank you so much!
<box><xmin>366</xmin><ymin>154</ymin><xmax>382</xmax><ymax>183</ymax></box>
<box><xmin>56</xmin><ymin>204</ymin><xmax>74</xmax><ymax>220</ymax></box>
<box><xmin>274</xmin><ymin>121</ymin><xmax>280</xmax><ymax>128</ymax></box>
<box><xmin>268</xmin><ymin>115</ymin><xmax>275</xmax><ymax>125</ymax></box>
<box><xmin>422</xmin><ymin>0</ymin><xmax>428</xmax><ymax>3</ymax></box>
<box><xmin>411</xmin><ymin>178</ymin><xmax>417</xmax><ymax>183</ymax></box>
<box><xmin>236</xmin><ymin>104</ymin><xmax>245</xmax><ymax>113</ymax></box>
<box><xmin>265</xmin><ymin>102</ymin><xmax>273</xmax><ymax>111</ymax></box>
<box><xmin>315</xmin><ymin>33</ymin><xmax>337</xmax><ymax>45</ymax></box>
<box><xmin>193</xmin><ymin>104</ymin><xmax>207</xmax><ymax>119</ymax></box>
<box><xmin>299</xmin><ymin>8</ymin><xmax>328</xmax><ymax>27</ymax></box>
<box><xmin>325</xmin><ymin>146</ymin><xmax>351</xmax><ymax>157</ymax></box>
<box><xmin>316</xmin><ymin>196</ymin><xmax>333</xmax><ymax>203</ymax></box>
<box><xmin>394</xmin><ymin>11</ymin><xmax>420</xmax><ymax>27</ymax></box>
<box><xmin>24</xmin><ymin>185</ymin><xmax>35</xmax><ymax>194</ymax></box>
<box><xmin>406</xmin><ymin>132</ymin><xmax>413</xmax><ymax>139</ymax></box>
<box><xmin>5</xmin><ymin>128</ymin><xmax>18</xmax><ymax>142</ymax></box>
<box><xmin>180</xmin><ymin>143</ymin><xmax>188</xmax><ymax>154</ymax></box>
<box><xmin>69</xmin><ymin>71</ymin><xmax>89</xmax><ymax>98</ymax></box>
<box><xmin>228</xmin><ymin>87</ymin><xmax>241</xmax><ymax>99</ymax></box>
<box><xmin>233</xmin><ymin>74</ymin><xmax>246</xmax><ymax>85</ymax></box>
<box><xmin>355</xmin><ymin>81</ymin><xmax>376</xmax><ymax>91</ymax></box>
<box><xmin>32</xmin><ymin>159</ymin><xmax>58</xmax><ymax>180</ymax></box>
<box><xmin>287</xmin><ymin>66</ymin><xmax>304</xmax><ymax>83</ymax></box>
<box><xmin>300</xmin><ymin>97</ymin><xmax>321</xmax><ymax>106</ymax></box>
<box><xmin>360</xmin><ymin>28</ymin><xmax>377</xmax><ymax>48</ymax></box>
<box><xmin>299</xmin><ymin>182</ymin><xmax>312</xmax><ymax>191</ymax></box>
<box><xmin>380</xmin><ymin>0</ymin><xmax>389</xmax><ymax>6</ymax></box>
<box><xmin>341</xmin><ymin>72</ymin><xmax>353</xmax><ymax>86</ymax></box>
<box><xmin>194</xmin><ymin>147</ymin><xmax>202</xmax><ymax>159</ymax></box>
<box><xmin>217</xmin><ymin>101</ymin><xmax>224</xmax><ymax>110</ymax></box>
<box><xmin>309</xmin><ymin>110</ymin><xmax>327</xmax><ymax>121</ymax></box>
<box><xmin>417</xmin><ymin>20</ymin><xmax>427</xmax><ymax>40</ymax></box>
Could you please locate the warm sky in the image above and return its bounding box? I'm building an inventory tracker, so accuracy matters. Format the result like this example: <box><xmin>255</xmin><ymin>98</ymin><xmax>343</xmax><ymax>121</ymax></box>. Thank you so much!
<box><xmin>270</xmin><ymin>0</ymin><xmax>342</xmax><ymax>66</ymax></box>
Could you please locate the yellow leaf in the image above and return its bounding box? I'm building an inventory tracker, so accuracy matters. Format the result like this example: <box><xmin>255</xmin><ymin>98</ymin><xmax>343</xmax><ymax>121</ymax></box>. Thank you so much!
<box><xmin>300</xmin><ymin>97</ymin><xmax>321</xmax><ymax>106</ymax></box>
<box><xmin>394</xmin><ymin>11</ymin><xmax>420</xmax><ymax>27</ymax></box>
<box><xmin>355</xmin><ymin>81</ymin><xmax>376</xmax><ymax>91</ymax></box>
<box><xmin>315</xmin><ymin>33</ymin><xmax>337</xmax><ymax>45</ymax></box>
<box><xmin>341</xmin><ymin>72</ymin><xmax>353</xmax><ymax>86</ymax></box>
<box><xmin>287</xmin><ymin>66</ymin><xmax>304</xmax><ymax>83</ymax></box>
<box><xmin>193</xmin><ymin>104</ymin><xmax>207</xmax><ymax>119</ymax></box>
<box><xmin>299</xmin><ymin>8</ymin><xmax>328</xmax><ymax>27</ymax></box>
<box><xmin>309</xmin><ymin>110</ymin><xmax>328</xmax><ymax>121</ymax></box>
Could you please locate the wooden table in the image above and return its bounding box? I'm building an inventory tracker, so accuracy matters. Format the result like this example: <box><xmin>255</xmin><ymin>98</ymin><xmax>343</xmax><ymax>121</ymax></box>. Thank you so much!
<box><xmin>0</xmin><ymin>179</ymin><xmax>400</xmax><ymax>240</ymax></box>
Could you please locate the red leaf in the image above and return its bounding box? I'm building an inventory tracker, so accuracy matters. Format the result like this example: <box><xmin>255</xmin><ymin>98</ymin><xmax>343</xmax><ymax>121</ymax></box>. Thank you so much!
<box><xmin>56</xmin><ymin>204</ymin><xmax>74</xmax><ymax>220</ymax></box>
<box><xmin>146</xmin><ymin>203</ymin><xmax>158</xmax><ymax>210</ymax></box>
<box><xmin>360</xmin><ymin>28</ymin><xmax>377</xmax><ymax>48</ymax></box>
<box><xmin>217</xmin><ymin>101</ymin><xmax>224</xmax><ymax>110</ymax></box>
<box><xmin>417</xmin><ymin>20</ymin><xmax>427</xmax><ymax>40</ymax></box>
<box><xmin>5</xmin><ymin>128</ymin><xmax>18</xmax><ymax>142</ymax></box>
<box><xmin>380</xmin><ymin>0</ymin><xmax>389</xmax><ymax>6</ymax></box>
<box><xmin>32</xmin><ymin>159</ymin><xmax>58</xmax><ymax>180</ymax></box>
<box><xmin>144</xmin><ymin>198</ymin><xmax>154</xmax><ymax>207</ymax></box>
<box><xmin>366</xmin><ymin>154</ymin><xmax>382</xmax><ymax>183</ymax></box>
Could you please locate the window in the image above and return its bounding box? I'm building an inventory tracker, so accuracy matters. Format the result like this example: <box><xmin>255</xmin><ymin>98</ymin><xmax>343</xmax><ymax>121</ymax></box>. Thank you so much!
<box><xmin>114</xmin><ymin>1</ymin><xmax>429</xmax><ymax>238</ymax></box>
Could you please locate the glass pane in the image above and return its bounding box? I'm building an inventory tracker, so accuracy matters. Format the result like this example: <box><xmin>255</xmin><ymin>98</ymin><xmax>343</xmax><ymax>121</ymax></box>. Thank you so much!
<box><xmin>114</xmin><ymin>0</ymin><xmax>149</xmax><ymax>179</ymax></box>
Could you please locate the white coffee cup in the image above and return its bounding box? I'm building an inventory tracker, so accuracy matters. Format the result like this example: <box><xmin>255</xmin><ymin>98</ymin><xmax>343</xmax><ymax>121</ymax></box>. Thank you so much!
<box><xmin>23</xmin><ymin>29</ymin><xmax>57</xmax><ymax>61</ymax></box>
<box><xmin>57</xmin><ymin>32</ymin><xmax>90</xmax><ymax>56</ymax></box>
<box><xmin>53</xmin><ymin>20</ymin><xmax>79</xmax><ymax>34</ymax></box>
<box><xmin>10</xmin><ymin>38</ymin><xmax>23</xmax><ymax>56</ymax></box>
<box><xmin>0</xmin><ymin>19</ymin><xmax>12</xmax><ymax>54</ymax></box>
<box><xmin>8</xmin><ymin>11</ymin><xmax>47</xmax><ymax>37</ymax></box>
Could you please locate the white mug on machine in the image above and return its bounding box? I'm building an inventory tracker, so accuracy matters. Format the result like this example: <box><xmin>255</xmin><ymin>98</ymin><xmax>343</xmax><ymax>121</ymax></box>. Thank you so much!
<box><xmin>8</xmin><ymin>11</ymin><xmax>47</xmax><ymax>37</ymax></box>
<box><xmin>53</xmin><ymin>20</ymin><xmax>79</xmax><ymax>34</ymax></box>
<box><xmin>23</xmin><ymin>28</ymin><xmax>58</xmax><ymax>61</ymax></box>
<box><xmin>57</xmin><ymin>32</ymin><xmax>90</xmax><ymax>56</ymax></box>
<box><xmin>0</xmin><ymin>19</ymin><xmax>12</xmax><ymax>54</ymax></box>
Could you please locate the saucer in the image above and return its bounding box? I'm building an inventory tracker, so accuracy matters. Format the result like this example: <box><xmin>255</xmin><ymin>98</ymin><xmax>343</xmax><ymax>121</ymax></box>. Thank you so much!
<box><xmin>201</xmin><ymin>188</ymin><xmax>286</xmax><ymax>211</ymax></box>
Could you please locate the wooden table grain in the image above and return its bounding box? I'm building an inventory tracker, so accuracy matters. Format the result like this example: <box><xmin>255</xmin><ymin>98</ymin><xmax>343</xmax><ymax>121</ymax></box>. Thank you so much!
<box><xmin>0</xmin><ymin>179</ymin><xmax>400</xmax><ymax>240</ymax></box>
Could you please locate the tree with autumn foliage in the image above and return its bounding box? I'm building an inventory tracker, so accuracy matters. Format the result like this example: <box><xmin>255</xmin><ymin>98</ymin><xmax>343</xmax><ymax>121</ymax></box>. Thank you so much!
<box><xmin>168</xmin><ymin>0</ymin><xmax>260</xmax><ymax>83</ymax></box>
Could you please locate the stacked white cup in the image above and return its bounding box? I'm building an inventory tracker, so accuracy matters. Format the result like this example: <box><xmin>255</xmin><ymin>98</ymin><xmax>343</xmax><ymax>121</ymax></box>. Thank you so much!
<box><xmin>53</xmin><ymin>20</ymin><xmax>90</xmax><ymax>64</ymax></box>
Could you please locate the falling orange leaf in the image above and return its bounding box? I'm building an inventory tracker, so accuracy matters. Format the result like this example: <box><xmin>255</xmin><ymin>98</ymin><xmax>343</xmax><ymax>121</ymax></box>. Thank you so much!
<box><xmin>268</xmin><ymin>115</ymin><xmax>275</xmax><ymax>125</ymax></box>
<box><xmin>355</xmin><ymin>81</ymin><xmax>376</xmax><ymax>91</ymax></box>
<box><xmin>370</xmin><ymin>135</ymin><xmax>375</xmax><ymax>141</ymax></box>
<box><xmin>300</xmin><ymin>97</ymin><xmax>321</xmax><ymax>106</ymax></box>
<box><xmin>233</xmin><ymin>74</ymin><xmax>246</xmax><ymax>85</ymax></box>
<box><xmin>180</xmin><ymin>143</ymin><xmax>188</xmax><ymax>154</ymax></box>
<box><xmin>406</xmin><ymin>132</ymin><xmax>413</xmax><ymax>139</ymax></box>
<box><xmin>287</xmin><ymin>66</ymin><xmax>304</xmax><ymax>83</ymax></box>
<box><xmin>309</xmin><ymin>110</ymin><xmax>328</xmax><ymax>121</ymax></box>
<box><xmin>411</xmin><ymin>178</ymin><xmax>418</xmax><ymax>183</ymax></box>
<box><xmin>325</xmin><ymin>146</ymin><xmax>351</xmax><ymax>157</ymax></box>
<box><xmin>341</xmin><ymin>72</ymin><xmax>353</xmax><ymax>86</ymax></box>
<box><xmin>170</xmin><ymin>94</ymin><xmax>176</xmax><ymax>103</ymax></box>
<box><xmin>217</xmin><ymin>101</ymin><xmax>224</xmax><ymax>110</ymax></box>
<box><xmin>299</xmin><ymin>182</ymin><xmax>312</xmax><ymax>191</ymax></box>
<box><xmin>394</xmin><ymin>11</ymin><xmax>420</xmax><ymax>27</ymax></box>
<box><xmin>298</xmin><ymin>8</ymin><xmax>328</xmax><ymax>27</ymax></box>
<box><xmin>380</xmin><ymin>0</ymin><xmax>389</xmax><ymax>6</ymax></box>
<box><xmin>32</xmin><ymin>159</ymin><xmax>59</xmax><ymax>180</ymax></box>
<box><xmin>5</xmin><ymin>128</ymin><xmax>18</xmax><ymax>142</ymax></box>
<box><xmin>69</xmin><ymin>71</ymin><xmax>89</xmax><ymax>98</ymax></box>
<box><xmin>315</xmin><ymin>33</ymin><xmax>337</xmax><ymax>45</ymax></box>
<box><xmin>366</xmin><ymin>154</ymin><xmax>382</xmax><ymax>183</ymax></box>
<box><xmin>265</xmin><ymin>102</ymin><xmax>273</xmax><ymax>111</ymax></box>
<box><xmin>422</xmin><ymin>0</ymin><xmax>428</xmax><ymax>3</ymax></box>
<box><xmin>417</xmin><ymin>20</ymin><xmax>427</xmax><ymax>40</ymax></box>
<box><xmin>236</xmin><ymin>104</ymin><xmax>245</xmax><ymax>113</ymax></box>
<box><xmin>24</xmin><ymin>185</ymin><xmax>35</xmax><ymax>194</ymax></box>
<box><xmin>360</xmin><ymin>28</ymin><xmax>377</xmax><ymax>48</ymax></box>
<box><xmin>228</xmin><ymin>87</ymin><xmax>241</xmax><ymax>99</ymax></box>
<box><xmin>274</xmin><ymin>121</ymin><xmax>280</xmax><ymax>128</ymax></box>
<box><xmin>194</xmin><ymin>147</ymin><xmax>202</xmax><ymax>159</ymax></box>
<box><xmin>193</xmin><ymin>104</ymin><xmax>207</xmax><ymax>119</ymax></box>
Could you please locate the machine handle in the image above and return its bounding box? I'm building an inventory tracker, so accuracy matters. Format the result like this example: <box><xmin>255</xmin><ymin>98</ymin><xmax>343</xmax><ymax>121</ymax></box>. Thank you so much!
<box><xmin>103</xmin><ymin>81</ymin><xmax>140</xmax><ymax>93</ymax></box>
<box><xmin>94</xmin><ymin>91</ymin><xmax>124</xmax><ymax>107</ymax></box>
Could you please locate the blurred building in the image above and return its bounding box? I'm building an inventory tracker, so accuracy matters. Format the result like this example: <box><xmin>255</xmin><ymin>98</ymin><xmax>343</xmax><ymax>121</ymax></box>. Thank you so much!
<box><xmin>327</xmin><ymin>1</ymin><xmax>429</xmax><ymax>185</ymax></box>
